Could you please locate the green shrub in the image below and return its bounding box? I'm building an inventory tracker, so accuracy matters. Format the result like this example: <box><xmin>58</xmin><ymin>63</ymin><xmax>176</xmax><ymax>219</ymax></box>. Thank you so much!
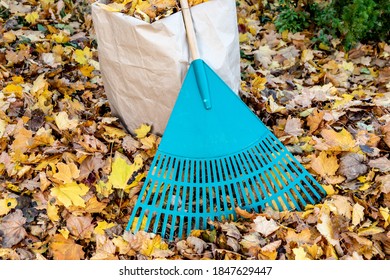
<box><xmin>272</xmin><ymin>0</ymin><xmax>390</xmax><ymax>50</ymax></box>
<box><xmin>337</xmin><ymin>0</ymin><xmax>379</xmax><ymax>49</ymax></box>
<box><xmin>274</xmin><ymin>4</ymin><xmax>310</xmax><ymax>34</ymax></box>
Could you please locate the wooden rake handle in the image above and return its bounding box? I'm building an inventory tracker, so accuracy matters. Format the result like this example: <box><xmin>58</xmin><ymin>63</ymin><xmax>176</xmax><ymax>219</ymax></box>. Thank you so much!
<box><xmin>179</xmin><ymin>0</ymin><xmax>201</xmax><ymax>61</ymax></box>
<box><xmin>179</xmin><ymin>0</ymin><xmax>211</xmax><ymax>109</ymax></box>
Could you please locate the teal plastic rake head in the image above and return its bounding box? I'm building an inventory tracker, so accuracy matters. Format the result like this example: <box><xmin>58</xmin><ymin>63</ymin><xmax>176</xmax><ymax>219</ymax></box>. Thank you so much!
<box><xmin>126</xmin><ymin>0</ymin><xmax>326</xmax><ymax>240</ymax></box>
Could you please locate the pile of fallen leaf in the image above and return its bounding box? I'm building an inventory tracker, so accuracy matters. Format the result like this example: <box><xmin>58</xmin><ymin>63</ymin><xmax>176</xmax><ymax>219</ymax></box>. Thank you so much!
<box><xmin>0</xmin><ymin>0</ymin><xmax>389</xmax><ymax>260</ymax></box>
<box><xmin>104</xmin><ymin>0</ymin><xmax>208</xmax><ymax>23</ymax></box>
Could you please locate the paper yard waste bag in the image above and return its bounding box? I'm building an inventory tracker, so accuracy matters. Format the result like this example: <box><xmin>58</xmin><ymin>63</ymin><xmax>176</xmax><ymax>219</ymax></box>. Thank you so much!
<box><xmin>91</xmin><ymin>0</ymin><xmax>240</xmax><ymax>134</ymax></box>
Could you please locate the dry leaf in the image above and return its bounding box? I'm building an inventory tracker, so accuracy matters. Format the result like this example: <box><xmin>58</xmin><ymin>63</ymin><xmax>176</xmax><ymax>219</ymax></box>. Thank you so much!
<box><xmin>85</xmin><ymin>196</ymin><xmax>107</xmax><ymax>213</ymax></box>
<box><xmin>140</xmin><ymin>234</ymin><xmax>171</xmax><ymax>257</ymax></box>
<box><xmin>108</xmin><ymin>152</ymin><xmax>143</xmax><ymax>191</ymax></box>
<box><xmin>66</xmin><ymin>214</ymin><xmax>94</xmax><ymax>239</ymax></box>
<box><xmin>352</xmin><ymin>203</ymin><xmax>365</xmax><ymax>226</ymax></box>
<box><xmin>221</xmin><ymin>223</ymin><xmax>241</xmax><ymax>239</ymax></box>
<box><xmin>252</xmin><ymin>216</ymin><xmax>280</xmax><ymax>236</ymax></box>
<box><xmin>338</xmin><ymin>153</ymin><xmax>368</xmax><ymax>181</ymax></box>
<box><xmin>321</xmin><ymin>128</ymin><xmax>357</xmax><ymax>152</ymax></box>
<box><xmin>134</xmin><ymin>124</ymin><xmax>151</xmax><ymax>139</ymax></box>
<box><xmin>284</xmin><ymin>116</ymin><xmax>303</xmax><ymax>137</ymax></box>
<box><xmin>381</xmin><ymin>122</ymin><xmax>390</xmax><ymax>148</ymax></box>
<box><xmin>50</xmin><ymin>182</ymin><xmax>89</xmax><ymax>208</ymax></box>
<box><xmin>368</xmin><ymin>157</ymin><xmax>390</xmax><ymax>172</ymax></box>
<box><xmin>235</xmin><ymin>207</ymin><xmax>257</xmax><ymax>219</ymax></box>
<box><xmin>317</xmin><ymin>211</ymin><xmax>339</xmax><ymax>246</ymax></box>
<box><xmin>91</xmin><ymin>234</ymin><xmax>117</xmax><ymax>260</ymax></box>
<box><xmin>52</xmin><ymin>162</ymin><xmax>80</xmax><ymax>183</ymax></box>
<box><xmin>307</xmin><ymin>109</ymin><xmax>324</xmax><ymax>134</ymax></box>
<box><xmin>376</xmin><ymin>175</ymin><xmax>390</xmax><ymax>194</ymax></box>
<box><xmin>285</xmin><ymin>228</ymin><xmax>313</xmax><ymax>245</ymax></box>
<box><xmin>94</xmin><ymin>221</ymin><xmax>116</xmax><ymax>235</ymax></box>
<box><xmin>49</xmin><ymin>234</ymin><xmax>84</xmax><ymax>260</ymax></box>
<box><xmin>47</xmin><ymin>201</ymin><xmax>60</xmax><ymax>222</ymax></box>
<box><xmin>0</xmin><ymin>197</ymin><xmax>17</xmax><ymax>216</ymax></box>
<box><xmin>187</xmin><ymin>236</ymin><xmax>207</xmax><ymax>254</ymax></box>
<box><xmin>358</xmin><ymin>225</ymin><xmax>385</xmax><ymax>236</ymax></box>
<box><xmin>261</xmin><ymin>240</ymin><xmax>282</xmax><ymax>252</ymax></box>
<box><xmin>293</xmin><ymin>247</ymin><xmax>311</xmax><ymax>260</ymax></box>
<box><xmin>54</xmin><ymin>112</ymin><xmax>79</xmax><ymax>131</ymax></box>
<box><xmin>311</xmin><ymin>151</ymin><xmax>339</xmax><ymax>177</ymax></box>
<box><xmin>329</xmin><ymin>195</ymin><xmax>352</xmax><ymax>220</ymax></box>
<box><xmin>0</xmin><ymin>209</ymin><xmax>27</xmax><ymax>248</ymax></box>
<box><xmin>11</xmin><ymin>125</ymin><xmax>33</xmax><ymax>154</ymax></box>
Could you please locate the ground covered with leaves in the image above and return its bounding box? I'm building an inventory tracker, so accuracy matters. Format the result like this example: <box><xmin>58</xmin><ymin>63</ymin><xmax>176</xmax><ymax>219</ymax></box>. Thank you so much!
<box><xmin>0</xmin><ymin>0</ymin><xmax>389</xmax><ymax>260</ymax></box>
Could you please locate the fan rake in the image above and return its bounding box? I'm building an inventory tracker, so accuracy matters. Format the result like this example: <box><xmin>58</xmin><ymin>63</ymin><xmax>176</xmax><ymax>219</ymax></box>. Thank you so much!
<box><xmin>126</xmin><ymin>0</ymin><xmax>326</xmax><ymax>240</ymax></box>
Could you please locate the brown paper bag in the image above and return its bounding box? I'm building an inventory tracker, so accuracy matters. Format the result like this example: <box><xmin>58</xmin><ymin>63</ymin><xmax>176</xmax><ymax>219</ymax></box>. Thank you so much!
<box><xmin>92</xmin><ymin>0</ymin><xmax>240</xmax><ymax>134</ymax></box>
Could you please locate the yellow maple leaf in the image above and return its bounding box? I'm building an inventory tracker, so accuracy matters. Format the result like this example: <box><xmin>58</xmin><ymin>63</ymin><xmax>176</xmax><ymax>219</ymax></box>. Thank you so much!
<box><xmin>321</xmin><ymin>128</ymin><xmax>357</xmax><ymax>152</ymax></box>
<box><xmin>34</xmin><ymin>95</ymin><xmax>53</xmax><ymax>114</ymax></box>
<box><xmin>102</xmin><ymin>125</ymin><xmax>127</xmax><ymax>139</ymax></box>
<box><xmin>52</xmin><ymin>162</ymin><xmax>80</xmax><ymax>184</ymax></box>
<box><xmin>25</xmin><ymin>11</ymin><xmax>39</xmax><ymax>24</ymax></box>
<box><xmin>258</xmin><ymin>249</ymin><xmax>278</xmax><ymax>260</ymax></box>
<box><xmin>251</xmin><ymin>76</ymin><xmax>267</xmax><ymax>94</ymax></box>
<box><xmin>304</xmin><ymin>244</ymin><xmax>323</xmax><ymax>259</ymax></box>
<box><xmin>134</xmin><ymin>124</ymin><xmax>151</xmax><ymax>139</ymax></box>
<box><xmin>85</xmin><ymin>196</ymin><xmax>108</xmax><ymax>213</ymax></box>
<box><xmin>285</xmin><ymin>228</ymin><xmax>312</xmax><ymax>244</ymax></box>
<box><xmin>73</xmin><ymin>47</ymin><xmax>92</xmax><ymax>65</ymax></box>
<box><xmin>342</xmin><ymin>61</ymin><xmax>355</xmax><ymax>72</ymax></box>
<box><xmin>49</xmin><ymin>234</ymin><xmax>84</xmax><ymax>260</ymax></box>
<box><xmin>51</xmin><ymin>32</ymin><xmax>70</xmax><ymax>44</ymax></box>
<box><xmin>50</xmin><ymin>182</ymin><xmax>89</xmax><ymax>209</ymax></box>
<box><xmin>94</xmin><ymin>221</ymin><xmax>116</xmax><ymax>235</ymax></box>
<box><xmin>12</xmin><ymin>76</ymin><xmax>24</xmax><ymax>84</ymax></box>
<box><xmin>293</xmin><ymin>247</ymin><xmax>311</xmax><ymax>260</ymax></box>
<box><xmin>3</xmin><ymin>84</ymin><xmax>23</xmax><ymax>97</ymax></box>
<box><xmin>108</xmin><ymin>153</ymin><xmax>143</xmax><ymax>191</ymax></box>
<box><xmin>96</xmin><ymin>180</ymin><xmax>114</xmax><ymax>198</ymax></box>
<box><xmin>328</xmin><ymin>195</ymin><xmax>352</xmax><ymax>219</ymax></box>
<box><xmin>311</xmin><ymin>151</ymin><xmax>339</xmax><ymax>177</ymax></box>
<box><xmin>54</xmin><ymin>112</ymin><xmax>79</xmax><ymax>131</ymax></box>
<box><xmin>0</xmin><ymin>197</ymin><xmax>17</xmax><ymax>216</ymax></box>
<box><xmin>140</xmin><ymin>134</ymin><xmax>157</xmax><ymax>150</ymax></box>
<box><xmin>80</xmin><ymin>65</ymin><xmax>95</xmax><ymax>77</ymax></box>
<box><xmin>3</xmin><ymin>31</ymin><xmax>16</xmax><ymax>43</ymax></box>
<box><xmin>11</xmin><ymin>126</ymin><xmax>33</xmax><ymax>155</ymax></box>
<box><xmin>103</xmin><ymin>2</ymin><xmax>125</xmax><ymax>12</ymax></box>
<box><xmin>140</xmin><ymin>235</ymin><xmax>168</xmax><ymax>257</ymax></box>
